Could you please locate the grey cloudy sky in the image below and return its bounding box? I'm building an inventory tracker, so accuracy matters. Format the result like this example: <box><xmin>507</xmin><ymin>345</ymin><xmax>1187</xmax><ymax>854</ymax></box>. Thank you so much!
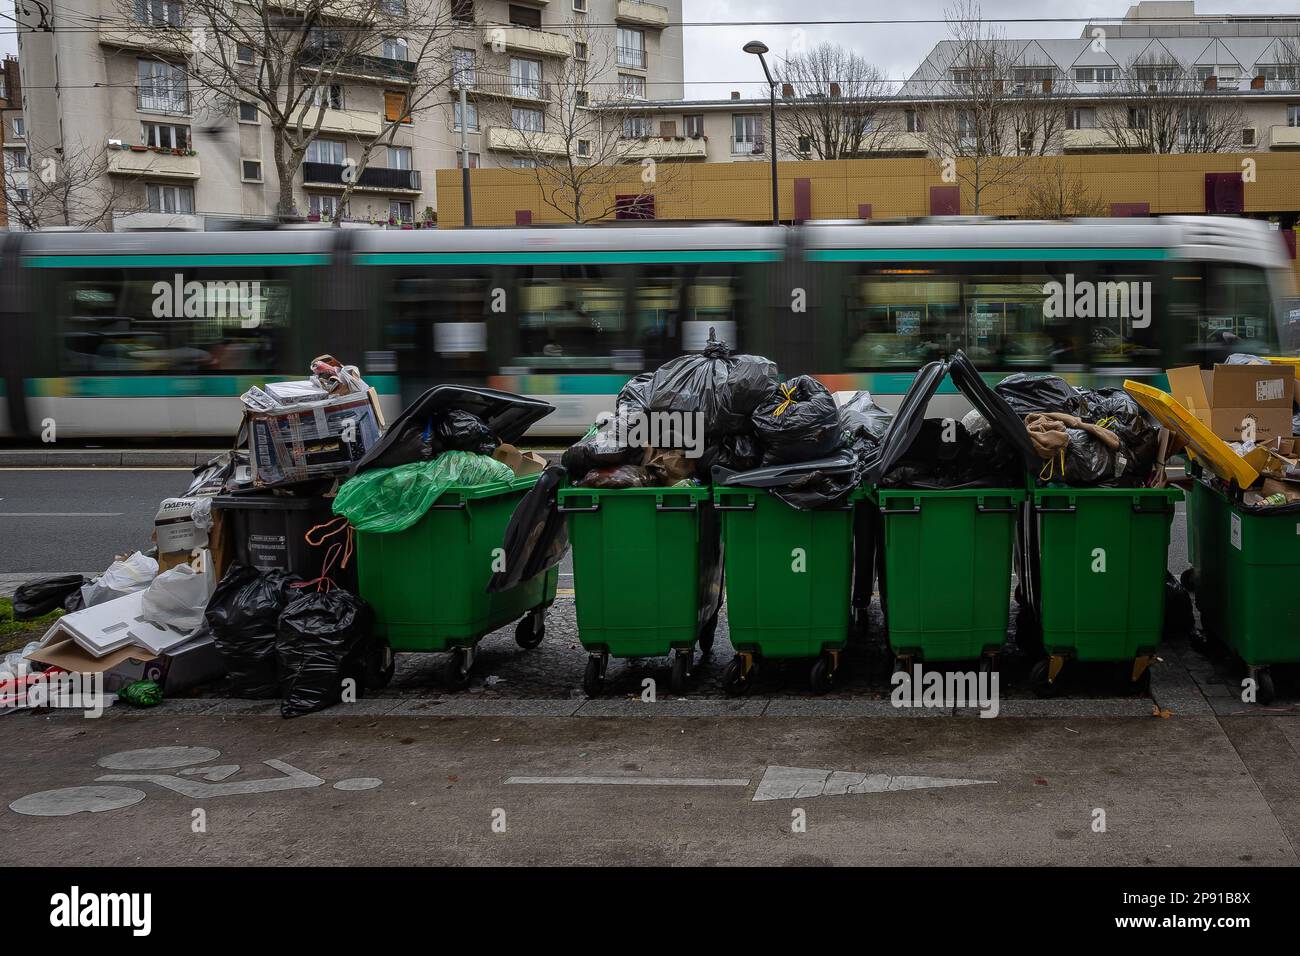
<box><xmin>1</xmin><ymin>1</ymin><xmax>1295</xmax><ymax>89</ymax></box>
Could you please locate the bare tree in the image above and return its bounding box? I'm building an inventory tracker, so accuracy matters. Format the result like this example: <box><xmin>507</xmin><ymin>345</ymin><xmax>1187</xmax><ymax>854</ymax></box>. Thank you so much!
<box><xmin>1019</xmin><ymin>158</ymin><xmax>1108</xmax><ymax>219</ymax></box>
<box><xmin>916</xmin><ymin>1</ymin><xmax>1053</xmax><ymax>212</ymax></box>
<box><xmin>771</xmin><ymin>43</ymin><xmax>897</xmax><ymax>159</ymax></box>
<box><xmin>477</xmin><ymin>20</ymin><xmax>681</xmax><ymax>223</ymax></box>
<box><xmin>118</xmin><ymin>0</ymin><xmax>451</xmax><ymax>217</ymax></box>
<box><xmin>4</xmin><ymin>136</ymin><xmax>146</xmax><ymax>230</ymax></box>
<box><xmin>1097</xmin><ymin>53</ymin><xmax>1247</xmax><ymax>154</ymax></box>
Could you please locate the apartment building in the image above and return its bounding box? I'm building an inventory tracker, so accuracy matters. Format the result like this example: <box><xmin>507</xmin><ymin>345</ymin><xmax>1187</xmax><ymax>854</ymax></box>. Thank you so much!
<box><xmin>0</xmin><ymin>56</ymin><xmax>25</xmax><ymax>228</ymax></box>
<box><xmin>14</xmin><ymin>0</ymin><xmax>684</xmax><ymax>228</ymax></box>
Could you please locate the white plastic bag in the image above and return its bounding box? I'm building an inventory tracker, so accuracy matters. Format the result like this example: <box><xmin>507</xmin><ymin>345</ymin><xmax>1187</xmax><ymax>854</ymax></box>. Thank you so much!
<box><xmin>80</xmin><ymin>552</ymin><xmax>158</xmax><ymax>608</ymax></box>
<box><xmin>140</xmin><ymin>562</ymin><xmax>215</xmax><ymax>634</ymax></box>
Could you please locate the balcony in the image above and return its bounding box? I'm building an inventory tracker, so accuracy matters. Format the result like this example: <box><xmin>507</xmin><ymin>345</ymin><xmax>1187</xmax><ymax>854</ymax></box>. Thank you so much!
<box><xmin>859</xmin><ymin>132</ymin><xmax>929</xmax><ymax>154</ymax></box>
<box><xmin>301</xmin><ymin>107</ymin><xmax>383</xmax><ymax>137</ymax></box>
<box><xmin>1267</xmin><ymin>125</ymin><xmax>1300</xmax><ymax>149</ymax></box>
<box><xmin>486</xmin><ymin>126</ymin><xmax>567</xmax><ymax>156</ymax></box>
<box><xmin>482</xmin><ymin>26</ymin><xmax>571</xmax><ymax>59</ymax></box>
<box><xmin>616</xmin><ymin>46</ymin><xmax>646</xmax><ymax>70</ymax></box>
<box><xmin>452</xmin><ymin>72</ymin><xmax>552</xmax><ymax>104</ymax></box>
<box><xmin>253</xmin><ymin>0</ymin><xmax>375</xmax><ymax>23</ymax></box>
<box><xmin>107</xmin><ymin>147</ymin><xmax>201</xmax><ymax>180</ymax></box>
<box><xmin>620</xmin><ymin>136</ymin><xmax>707</xmax><ymax>159</ymax></box>
<box><xmin>303</xmin><ymin>49</ymin><xmax>417</xmax><ymax>84</ymax></box>
<box><xmin>1063</xmin><ymin>128</ymin><xmax>1140</xmax><ymax>151</ymax></box>
<box><xmin>303</xmin><ymin>161</ymin><xmax>421</xmax><ymax>192</ymax></box>
<box><xmin>99</xmin><ymin>26</ymin><xmax>191</xmax><ymax>55</ymax></box>
<box><xmin>731</xmin><ymin>137</ymin><xmax>765</xmax><ymax>156</ymax></box>
<box><xmin>616</xmin><ymin>0</ymin><xmax>669</xmax><ymax>29</ymax></box>
<box><xmin>137</xmin><ymin>89</ymin><xmax>191</xmax><ymax>116</ymax></box>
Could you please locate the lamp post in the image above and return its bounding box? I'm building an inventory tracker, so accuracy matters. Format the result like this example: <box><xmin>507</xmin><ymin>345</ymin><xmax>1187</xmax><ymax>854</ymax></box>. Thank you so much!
<box><xmin>743</xmin><ymin>40</ymin><xmax>778</xmax><ymax>226</ymax></box>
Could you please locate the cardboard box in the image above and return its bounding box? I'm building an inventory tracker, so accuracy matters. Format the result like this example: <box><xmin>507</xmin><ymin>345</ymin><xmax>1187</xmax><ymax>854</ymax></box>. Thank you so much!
<box><xmin>28</xmin><ymin>632</ymin><xmax>226</xmax><ymax>694</ymax></box>
<box><xmin>493</xmin><ymin>443</ymin><xmax>547</xmax><ymax>477</ymax></box>
<box><xmin>1165</xmin><ymin>364</ymin><xmax>1293</xmax><ymax>445</ymax></box>
<box><xmin>248</xmin><ymin>388</ymin><xmax>385</xmax><ymax>487</ymax></box>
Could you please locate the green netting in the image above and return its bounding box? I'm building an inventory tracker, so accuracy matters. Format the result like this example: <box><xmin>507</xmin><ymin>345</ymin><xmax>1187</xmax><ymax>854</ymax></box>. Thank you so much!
<box><xmin>333</xmin><ymin>452</ymin><xmax>515</xmax><ymax>533</ymax></box>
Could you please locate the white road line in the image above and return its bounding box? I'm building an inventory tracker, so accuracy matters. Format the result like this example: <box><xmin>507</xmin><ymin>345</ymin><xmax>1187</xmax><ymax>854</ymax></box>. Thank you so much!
<box><xmin>505</xmin><ymin>775</ymin><xmax>750</xmax><ymax>787</ymax></box>
<box><xmin>0</xmin><ymin>513</ymin><xmax>125</xmax><ymax>517</ymax></box>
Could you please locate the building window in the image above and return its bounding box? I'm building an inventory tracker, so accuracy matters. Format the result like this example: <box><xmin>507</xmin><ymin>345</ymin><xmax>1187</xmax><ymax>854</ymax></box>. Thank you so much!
<box><xmin>385</xmin><ymin>90</ymin><xmax>411</xmax><ymax>123</ymax></box>
<box><xmin>133</xmin><ymin>0</ymin><xmax>182</xmax><ymax>27</ymax></box>
<box><xmin>622</xmin><ymin>115</ymin><xmax>652</xmax><ymax>138</ymax></box>
<box><xmin>389</xmin><ymin>200</ymin><xmax>414</xmax><ymax>222</ymax></box>
<box><xmin>510</xmin><ymin>57</ymin><xmax>542</xmax><ymax>97</ymax></box>
<box><xmin>797</xmin><ymin>135</ymin><xmax>811</xmax><ymax>153</ymax></box>
<box><xmin>577</xmin><ymin>138</ymin><xmax>590</xmax><ymax>157</ymax></box>
<box><xmin>1257</xmin><ymin>65</ymin><xmax>1298</xmax><ymax>90</ymax></box>
<box><xmin>904</xmin><ymin>109</ymin><xmax>926</xmax><ymax>133</ymax></box>
<box><xmin>146</xmin><ymin>183</ymin><xmax>194</xmax><ymax>214</ymax></box>
<box><xmin>241</xmin><ymin>159</ymin><xmax>263</xmax><ymax>182</ymax></box>
<box><xmin>16</xmin><ymin>186</ymin><xmax>27</xmax><ymax>202</ymax></box>
<box><xmin>137</xmin><ymin>59</ymin><xmax>189</xmax><ymax>114</ymax></box>
<box><xmin>1288</xmin><ymin>105</ymin><xmax>1300</xmax><ymax>127</ymax></box>
<box><xmin>387</xmin><ymin>146</ymin><xmax>412</xmax><ymax>169</ymax></box>
<box><xmin>619</xmin><ymin>73</ymin><xmax>645</xmax><ymax>98</ymax></box>
<box><xmin>12</xmin><ymin>116</ymin><xmax>25</xmax><ymax>138</ymax></box>
<box><xmin>236</xmin><ymin>43</ymin><xmax>255</xmax><ymax>65</ymax></box>
<box><xmin>238</xmin><ymin>101</ymin><xmax>259</xmax><ymax>123</ymax></box>
<box><xmin>453</xmin><ymin>100</ymin><xmax>479</xmax><ymax>131</ymax></box>
<box><xmin>141</xmin><ymin>121</ymin><xmax>189</xmax><ymax>148</ymax></box>
<box><xmin>456</xmin><ymin>151</ymin><xmax>480</xmax><ymax>168</ymax></box>
<box><xmin>382</xmin><ymin>37</ymin><xmax>408</xmax><ymax>61</ymax></box>
<box><xmin>575</xmin><ymin>41</ymin><xmax>588</xmax><ymax>62</ymax></box>
<box><xmin>1241</xmin><ymin>127</ymin><xmax>1256</xmax><ymax>147</ymax></box>
<box><xmin>732</xmin><ymin>113</ymin><xmax>761</xmax><ymax>152</ymax></box>
<box><xmin>512</xmin><ymin>158</ymin><xmax>537</xmax><ymax>168</ymax></box>
<box><xmin>616</xmin><ymin>27</ymin><xmax>645</xmax><ymax>69</ymax></box>
<box><xmin>1069</xmin><ymin>107</ymin><xmax>1096</xmax><ymax>130</ymax></box>
<box><xmin>575</xmin><ymin>90</ymin><xmax>589</xmax><ymax>107</ymax></box>
<box><xmin>312</xmin><ymin>84</ymin><xmax>344</xmax><ymax>109</ymax></box>
<box><xmin>511</xmin><ymin>106</ymin><xmax>544</xmax><ymax>132</ymax></box>
<box><xmin>1018</xmin><ymin>130</ymin><xmax>1035</xmax><ymax>152</ymax></box>
<box><xmin>1074</xmin><ymin>66</ymin><xmax>1117</xmax><ymax>83</ymax></box>
<box><xmin>573</xmin><ymin>0</ymin><xmax>587</xmax><ymax>10</ymax></box>
<box><xmin>451</xmin><ymin>0</ymin><xmax>473</xmax><ymax>23</ymax></box>
<box><xmin>308</xmin><ymin>193</ymin><xmax>342</xmax><ymax>218</ymax></box>
<box><xmin>11</xmin><ymin>150</ymin><xmax>28</xmax><ymax>169</ymax></box>
<box><xmin>683</xmin><ymin>113</ymin><xmax>704</xmax><ymax>137</ymax></box>
<box><xmin>453</xmin><ymin>48</ymin><xmax>476</xmax><ymax>87</ymax></box>
<box><xmin>379</xmin><ymin>0</ymin><xmax>406</xmax><ymax>14</ymax></box>
<box><xmin>306</xmin><ymin>138</ymin><xmax>346</xmax><ymax>165</ymax></box>
<box><xmin>509</xmin><ymin>4</ymin><xmax>541</xmax><ymax>28</ymax></box>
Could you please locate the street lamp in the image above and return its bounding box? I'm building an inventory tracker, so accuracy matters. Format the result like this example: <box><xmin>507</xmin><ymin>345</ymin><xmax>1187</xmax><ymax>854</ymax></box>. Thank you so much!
<box><xmin>743</xmin><ymin>40</ymin><xmax>779</xmax><ymax>225</ymax></box>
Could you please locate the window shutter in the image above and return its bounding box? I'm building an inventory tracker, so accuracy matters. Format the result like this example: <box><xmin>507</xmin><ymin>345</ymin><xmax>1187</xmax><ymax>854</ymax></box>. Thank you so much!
<box><xmin>385</xmin><ymin>91</ymin><xmax>410</xmax><ymax>123</ymax></box>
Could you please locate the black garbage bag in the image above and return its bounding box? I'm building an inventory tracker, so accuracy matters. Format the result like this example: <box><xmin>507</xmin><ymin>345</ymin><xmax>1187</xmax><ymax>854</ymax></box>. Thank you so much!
<box><xmin>698</xmin><ymin>432</ymin><xmax>762</xmax><ymax>475</ymax></box>
<box><xmin>561</xmin><ymin>412</ymin><xmax>642</xmax><ymax>479</ymax></box>
<box><xmin>646</xmin><ymin>335</ymin><xmax>737</xmax><ymax>437</ymax></box>
<box><xmin>12</xmin><ymin>574</ymin><xmax>84</xmax><ymax>619</ymax></box>
<box><xmin>1163</xmin><ymin>571</ymin><xmax>1195</xmax><ymax>640</ymax></box>
<box><xmin>994</xmin><ymin>372</ymin><xmax>1086</xmax><ymax>418</ymax></box>
<box><xmin>718</xmin><ymin>353</ymin><xmax>780</xmax><ymax>431</ymax></box>
<box><xmin>714</xmin><ymin>449</ymin><xmax>861</xmax><ymax>510</ymax></box>
<box><xmin>615</xmin><ymin>372</ymin><xmax>655</xmax><ymax>413</ymax></box>
<box><xmin>435</xmin><ymin>409</ymin><xmax>499</xmax><ymax>455</ymax></box>
<box><xmin>753</xmin><ymin>375</ymin><xmax>843</xmax><ymax>465</ymax></box>
<box><xmin>1062</xmin><ymin>428</ymin><xmax>1116</xmax><ymax>485</ymax></box>
<box><xmin>882</xmin><ymin>418</ymin><xmax>974</xmax><ymax>487</ymax></box>
<box><xmin>577</xmin><ymin>465</ymin><xmax>653</xmax><ymax>489</ymax></box>
<box><xmin>950</xmin><ymin>352</ymin><xmax>1039</xmax><ymax>472</ymax></box>
<box><xmin>487</xmin><ymin>466</ymin><xmax>570</xmax><ymax>594</ymax></box>
<box><xmin>864</xmin><ymin>360</ymin><xmax>947</xmax><ymax>486</ymax></box>
<box><xmin>840</xmin><ymin>391</ymin><xmax>893</xmax><ymax>466</ymax></box>
<box><xmin>1079</xmin><ymin>386</ymin><xmax>1159</xmax><ymax>482</ymax></box>
<box><xmin>205</xmin><ymin>563</ymin><xmax>302</xmax><ymax>698</ymax></box>
<box><xmin>276</xmin><ymin>587</ymin><xmax>375</xmax><ymax>718</ymax></box>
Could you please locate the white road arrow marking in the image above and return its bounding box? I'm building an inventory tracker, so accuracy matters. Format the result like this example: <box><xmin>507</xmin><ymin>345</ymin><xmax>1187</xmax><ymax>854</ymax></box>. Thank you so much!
<box><xmin>751</xmin><ymin>766</ymin><xmax>996</xmax><ymax>802</ymax></box>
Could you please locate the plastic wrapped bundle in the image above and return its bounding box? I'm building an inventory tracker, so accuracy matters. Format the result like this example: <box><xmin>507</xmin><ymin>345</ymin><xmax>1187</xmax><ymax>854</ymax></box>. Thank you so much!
<box><xmin>333</xmin><ymin>451</ymin><xmax>514</xmax><ymax>533</ymax></box>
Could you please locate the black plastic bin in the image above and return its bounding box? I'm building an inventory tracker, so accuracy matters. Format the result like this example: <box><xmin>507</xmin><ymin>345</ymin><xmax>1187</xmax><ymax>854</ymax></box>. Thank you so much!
<box><xmin>214</xmin><ymin>495</ymin><xmax>357</xmax><ymax>591</ymax></box>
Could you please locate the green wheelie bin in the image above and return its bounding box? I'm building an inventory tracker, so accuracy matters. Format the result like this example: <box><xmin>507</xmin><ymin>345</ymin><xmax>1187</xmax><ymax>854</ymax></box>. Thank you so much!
<box><xmin>1186</xmin><ymin>474</ymin><xmax>1300</xmax><ymax>704</ymax></box>
<box><xmin>354</xmin><ymin>473</ymin><xmax>559</xmax><ymax>690</ymax></box>
<box><xmin>875</xmin><ymin>487</ymin><xmax>1026</xmax><ymax>671</ymax></box>
<box><xmin>1026</xmin><ymin>486</ymin><xmax>1181</xmax><ymax>697</ymax></box>
<box><xmin>712</xmin><ymin>485</ymin><xmax>862</xmax><ymax>695</ymax></box>
<box><xmin>558</xmin><ymin>484</ymin><xmax>721</xmax><ymax>696</ymax></box>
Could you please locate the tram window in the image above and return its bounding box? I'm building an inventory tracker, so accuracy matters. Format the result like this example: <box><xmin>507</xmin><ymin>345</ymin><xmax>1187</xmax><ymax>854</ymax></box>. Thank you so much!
<box><xmin>963</xmin><ymin>267</ymin><xmax>1068</xmax><ymax>368</ymax></box>
<box><xmin>57</xmin><ymin>275</ymin><xmax>289</xmax><ymax>373</ymax></box>
<box><xmin>630</xmin><ymin>266</ymin><xmax>679</xmax><ymax>370</ymax></box>
<box><xmin>1086</xmin><ymin>265</ymin><xmax>1163</xmax><ymax>369</ymax></box>
<box><xmin>381</xmin><ymin>273</ymin><xmax>493</xmax><ymax>377</ymax></box>
<box><xmin>843</xmin><ymin>269</ymin><xmax>960</xmax><ymax>369</ymax></box>
<box><xmin>683</xmin><ymin>268</ymin><xmax>742</xmax><ymax>353</ymax></box>
<box><xmin>514</xmin><ymin>267</ymin><xmax>627</xmax><ymax>371</ymax></box>
<box><xmin>1165</xmin><ymin>263</ymin><xmax>1276</xmax><ymax>366</ymax></box>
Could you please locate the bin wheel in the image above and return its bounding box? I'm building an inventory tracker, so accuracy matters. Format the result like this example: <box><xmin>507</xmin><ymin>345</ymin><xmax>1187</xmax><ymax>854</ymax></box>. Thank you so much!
<box><xmin>670</xmin><ymin>651</ymin><xmax>692</xmax><ymax>694</ymax></box>
<box><xmin>514</xmin><ymin>611</ymin><xmax>546</xmax><ymax>650</ymax></box>
<box><xmin>1029</xmin><ymin>658</ymin><xmax>1062</xmax><ymax>699</ymax></box>
<box><xmin>810</xmin><ymin>655</ymin><xmax>835</xmax><ymax>695</ymax></box>
<box><xmin>366</xmin><ymin>641</ymin><xmax>395</xmax><ymax>690</ymax></box>
<box><xmin>697</xmin><ymin>620</ymin><xmax>717</xmax><ymax>656</ymax></box>
<box><xmin>582</xmin><ymin>656</ymin><xmax>605</xmax><ymax>698</ymax></box>
<box><xmin>723</xmin><ymin>656</ymin><xmax>751</xmax><ymax>697</ymax></box>
<box><xmin>979</xmin><ymin>655</ymin><xmax>998</xmax><ymax>680</ymax></box>
<box><xmin>1252</xmin><ymin>667</ymin><xmax>1275</xmax><ymax>706</ymax></box>
<box><xmin>444</xmin><ymin>647</ymin><xmax>473</xmax><ymax>692</ymax></box>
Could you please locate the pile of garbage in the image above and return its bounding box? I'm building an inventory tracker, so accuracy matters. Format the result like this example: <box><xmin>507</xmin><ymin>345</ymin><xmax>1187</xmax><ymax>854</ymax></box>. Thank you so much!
<box><xmin>993</xmin><ymin>372</ymin><xmax>1161</xmax><ymax>487</ymax></box>
<box><xmin>556</xmin><ymin>331</ymin><xmax>893</xmax><ymax>510</ymax></box>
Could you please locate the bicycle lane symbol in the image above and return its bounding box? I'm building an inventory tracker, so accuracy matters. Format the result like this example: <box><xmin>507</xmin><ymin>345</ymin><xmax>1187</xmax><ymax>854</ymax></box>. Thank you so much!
<box><xmin>8</xmin><ymin>746</ymin><xmax>383</xmax><ymax>816</ymax></box>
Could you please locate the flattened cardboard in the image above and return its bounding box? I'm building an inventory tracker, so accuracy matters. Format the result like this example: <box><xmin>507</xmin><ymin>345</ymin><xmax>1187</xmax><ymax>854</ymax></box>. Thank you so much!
<box><xmin>28</xmin><ymin>639</ymin><xmax>149</xmax><ymax>674</ymax></box>
<box><xmin>493</xmin><ymin>443</ymin><xmax>547</xmax><ymax>477</ymax></box>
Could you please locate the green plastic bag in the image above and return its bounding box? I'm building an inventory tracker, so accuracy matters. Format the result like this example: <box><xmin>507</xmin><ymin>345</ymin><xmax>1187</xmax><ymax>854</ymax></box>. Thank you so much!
<box><xmin>118</xmin><ymin>680</ymin><xmax>163</xmax><ymax>707</ymax></box>
<box><xmin>333</xmin><ymin>451</ymin><xmax>515</xmax><ymax>533</ymax></box>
